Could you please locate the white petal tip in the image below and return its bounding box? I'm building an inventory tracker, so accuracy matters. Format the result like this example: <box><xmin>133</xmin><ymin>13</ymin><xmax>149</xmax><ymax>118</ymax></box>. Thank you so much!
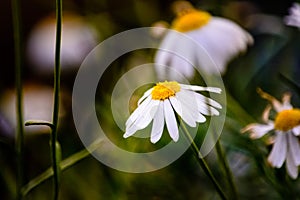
<box><xmin>207</xmin><ymin>87</ymin><xmax>222</xmax><ymax>94</ymax></box>
<box><xmin>150</xmin><ymin>135</ymin><xmax>161</xmax><ymax>144</ymax></box>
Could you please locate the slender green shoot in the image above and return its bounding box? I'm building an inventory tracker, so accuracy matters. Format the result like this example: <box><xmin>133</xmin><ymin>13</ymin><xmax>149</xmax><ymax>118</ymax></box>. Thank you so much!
<box><xmin>180</xmin><ymin>122</ymin><xmax>228</xmax><ymax>200</ymax></box>
<box><xmin>21</xmin><ymin>138</ymin><xmax>104</xmax><ymax>197</ymax></box>
<box><xmin>11</xmin><ymin>0</ymin><xmax>24</xmax><ymax>199</ymax></box>
<box><xmin>215</xmin><ymin>139</ymin><xmax>239</xmax><ymax>200</ymax></box>
<box><xmin>51</xmin><ymin>0</ymin><xmax>63</xmax><ymax>199</ymax></box>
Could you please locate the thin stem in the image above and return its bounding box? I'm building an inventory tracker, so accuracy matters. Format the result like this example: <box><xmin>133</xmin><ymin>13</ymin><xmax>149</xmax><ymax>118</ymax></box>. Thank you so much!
<box><xmin>180</xmin><ymin>123</ymin><xmax>228</xmax><ymax>200</ymax></box>
<box><xmin>21</xmin><ymin>138</ymin><xmax>104</xmax><ymax>197</ymax></box>
<box><xmin>11</xmin><ymin>0</ymin><xmax>24</xmax><ymax>199</ymax></box>
<box><xmin>215</xmin><ymin>139</ymin><xmax>239</xmax><ymax>200</ymax></box>
<box><xmin>51</xmin><ymin>0</ymin><xmax>62</xmax><ymax>199</ymax></box>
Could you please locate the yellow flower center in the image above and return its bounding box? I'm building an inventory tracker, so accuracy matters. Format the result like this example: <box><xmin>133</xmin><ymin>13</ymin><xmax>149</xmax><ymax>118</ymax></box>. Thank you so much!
<box><xmin>274</xmin><ymin>109</ymin><xmax>300</xmax><ymax>131</ymax></box>
<box><xmin>171</xmin><ymin>9</ymin><xmax>211</xmax><ymax>32</ymax></box>
<box><xmin>151</xmin><ymin>81</ymin><xmax>181</xmax><ymax>100</ymax></box>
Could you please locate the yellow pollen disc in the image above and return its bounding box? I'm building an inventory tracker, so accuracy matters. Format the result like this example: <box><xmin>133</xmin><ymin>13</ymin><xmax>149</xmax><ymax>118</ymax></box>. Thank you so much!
<box><xmin>171</xmin><ymin>9</ymin><xmax>211</xmax><ymax>32</ymax></box>
<box><xmin>274</xmin><ymin>109</ymin><xmax>300</xmax><ymax>131</ymax></box>
<box><xmin>151</xmin><ymin>81</ymin><xmax>181</xmax><ymax>100</ymax></box>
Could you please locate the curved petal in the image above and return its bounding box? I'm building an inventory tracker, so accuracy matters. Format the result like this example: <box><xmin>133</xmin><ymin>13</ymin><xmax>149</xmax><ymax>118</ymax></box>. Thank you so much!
<box><xmin>125</xmin><ymin>95</ymin><xmax>152</xmax><ymax>127</ymax></box>
<box><xmin>138</xmin><ymin>88</ymin><xmax>153</xmax><ymax>105</ymax></box>
<box><xmin>196</xmin><ymin>100</ymin><xmax>220</xmax><ymax>116</ymax></box>
<box><xmin>124</xmin><ymin>100</ymin><xmax>159</xmax><ymax>137</ymax></box>
<box><xmin>150</xmin><ymin>102</ymin><xmax>165</xmax><ymax>143</ymax></box>
<box><xmin>267</xmin><ymin>132</ymin><xmax>287</xmax><ymax>168</ymax></box>
<box><xmin>164</xmin><ymin>100</ymin><xmax>179</xmax><ymax>142</ymax></box>
<box><xmin>241</xmin><ymin>123</ymin><xmax>274</xmax><ymax>139</ymax></box>
<box><xmin>287</xmin><ymin>132</ymin><xmax>300</xmax><ymax>165</ymax></box>
<box><xmin>194</xmin><ymin>92</ymin><xmax>222</xmax><ymax>109</ymax></box>
<box><xmin>180</xmin><ymin>84</ymin><xmax>222</xmax><ymax>93</ymax></box>
<box><xmin>169</xmin><ymin>96</ymin><xmax>182</xmax><ymax>116</ymax></box>
<box><xmin>175</xmin><ymin>91</ymin><xmax>201</xmax><ymax>126</ymax></box>
<box><xmin>286</xmin><ymin>149</ymin><xmax>299</xmax><ymax>179</ymax></box>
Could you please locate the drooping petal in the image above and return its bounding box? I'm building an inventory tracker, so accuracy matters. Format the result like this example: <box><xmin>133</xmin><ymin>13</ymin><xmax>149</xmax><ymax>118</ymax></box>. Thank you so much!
<box><xmin>188</xmin><ymin>17</ymin><xmax>253</xmax><ymax>74</ymax></box>
<box><xmin>150</xmin><ymin>101</ymin><xmax>165</xmax><ymax>143</ymax></box>
<box><xmin>196</xmin><ymin>100</ymin><xmax>219</xmax><ymax>116</ymax></box>
<box><xmin>169</xmin><ymin>96</ymin><xmax>182</xmax><ymax>116</ymax></box>
<box><xmin>180</xmin><ymin>84</ymin><xmax>222</xmax><ymax>93</ymax></box>
<box><xmin>286</xmin><ymin>149</ymin><xmax>299</xmax><ymax>179</ymax></box>
<box><xmin>287</xmin><ymin>132</ymin><xmax>300</xmax><ymax>165</ymax></box>
<box><xmin>124</xmin><ymin>100</ymin><xmax>159</xmax><ymax>138</ymax></box>
<box><xmin>154</xmin><ymin>31</ymin><xmax>182</xmax><ymax>80</ymax></box>
<box><xmin>194</xmin><ymin>92</ymin><xmax>222</xmax><ymax>109</ymax></box>
<box><xmin>125</xmin><ymin>95</ymin><xmax>152</xmax><ymax>127</ymax></box>
<box><xmin>172</xmin><ymin>96</ymin><xmax>196</xmax><ymax>127</ymax></box>
<box><xmin>267</xmin><ymin>132</ymin><xmax>287</xmax><ymax>168</ymax></box>
<box><xmin>176</xmin><ymin>91</ymin><xmax>203</xmax><ymax>125</ymax></box>
<box><xmin>138</xmin><ymin>88</ymin><xmax>153</xmax><ymax>105</ymax></box>
<box><xmin>240</xmin><ymin>122</ymin><xmax>274</xmax><ymax>139</ymax></box>
<box><xmin>164</xmin><ymin>100</ymin><xmax>179</xmax><ymax>142</ymax></box>
<box><xmin>293</xmin><ymin>125</ymin><xmax>300</xmax><ymax>136</ymax></box>
<box><xmin>167</xmin><ymin>44</ymin><xmax>196</xmax><ymax>79</ymax></box>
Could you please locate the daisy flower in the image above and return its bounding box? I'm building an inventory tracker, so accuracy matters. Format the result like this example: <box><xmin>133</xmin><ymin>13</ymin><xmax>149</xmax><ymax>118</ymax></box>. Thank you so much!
<box><xmin>284</xmin><ymin>3</ymin><xmax>300</xmax><ymax>29</ymax></box>
<box><xmin>241</xmin><ymin>89</ymin><xmax>300</xmax><ymax>179</ymax></box>
<box><xmin>154</xmin><ymin>1</ymin><xmax>253</xmax><ymax>80</ymax></box>
<box><xmin>123</xmin><ymin>81</ymin><xmax>222</xmax><ymax>143</ymax></box>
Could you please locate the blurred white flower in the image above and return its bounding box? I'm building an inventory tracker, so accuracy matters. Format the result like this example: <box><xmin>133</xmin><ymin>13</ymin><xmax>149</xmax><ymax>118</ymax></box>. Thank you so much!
<box><xmin>0</xmin><ymin>84</ymin><xmax>65</xmax><ymax>134</ymax></box>
<box><xmin>27</xmin><ymin>12</ymin><xmax>99</xmax><ymax>74</ymax></box>
<box><xmin>241</xmin><ymin>89</ymin><xmax>300</xmax><ymax>179</ymax></box>
<box><xmin>154</xmin><ymin>1</ymin><xmax>253</xmax><ymax>80</ymax></box>
<box><xmin>284</xmin><ymin>3</ymin><xmax>300</xmax><ymax>29</ymax></box>
<box><xmin>124</xmin><ymin>81</ymin><xmax>222</xmax><ymax>143</ymax></box>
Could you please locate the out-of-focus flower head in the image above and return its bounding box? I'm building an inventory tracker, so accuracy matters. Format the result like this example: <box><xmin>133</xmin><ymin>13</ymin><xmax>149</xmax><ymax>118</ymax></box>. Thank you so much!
<box><xmin>154</xmin><ymin>1</ymin><xmax>253</xmax><ymax>80</ymax></box>
<box><xmin>241</xmin><ymin>88</ymin><xmax>300</xmax><ymax>179</ymax></box>
<box><xmin>27</xmin><ymin>12</ymin><xmax>99</xmax><ymax>75</ymax></box>
<box><xmin>0</xmin><ymin>84</ymin><xmax>66</xmax><ymax>135</ymax></box>
<box><xmin>124</xmin><ymin>81</ymin><xmax>222</xmax><ymax>143</ymax></box>
<box><xmin>284</xmin><ymin>3</ymin><xmax>300</xmax><ymax>29</ymax></box>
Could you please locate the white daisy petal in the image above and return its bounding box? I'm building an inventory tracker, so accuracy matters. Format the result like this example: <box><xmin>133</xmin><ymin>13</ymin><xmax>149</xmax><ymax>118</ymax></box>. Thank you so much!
<box><xmin>169</xmin><ymin>96</ymin><xmax>182</xmax><ymax>116</ymax></box>
<box><xmin>150</xmin><ymin>102</ymin><xmax>164</xmax><ymax>143</ymax></box>
<box><xmin>138</xmin><ymin>88</ymin><xmax>153</xmax><ymax>105</ymax></box>
<box><xmin>287</xmin><ymin>132</ymin><xmax>300</xmax><ymax>165</ymax></box>
<box><xmin>286</xmin><ymin>150</ymin><xmax>299</xmax><ymax>179</ymax></box>
<box><xmin>194</xmin><ymin>92</ymin><xmax>222</xmax><ymax>109</ymax></box>
<box><xmin>196</xmin><ymin>101</ymin><xmax>219</xmax><ymax>116</ymax></box>
<box><xmin>124</xmin><ymin>100</ymin><xmax>159</xmax><ymax>137</ymax></box>
<box><xmin>180</xmin><ymin>84</ymin><xmax>221</xmax><ymax>93</ymax></box>
<box><xmin>241</xmin><ymin>123</ymin><xmax>274</xmax><ymax>139</ymax></box>
<box><xmin>164</xmin><ymin>100</ymin><xmax>179</xmax><ymax>142</ymax></box>
<box><xmin>268</xmin><ymin>132</ymin><xmax>287</xmax><ymax>168</ymax></box>
<box><xmin>292</xmin><ymin>125</ymin><xmax>300</xmax><ymax>136</ymax></box>
<box><xmin>125</xmin><ymin>95</ymin><xmax>152</xmax><ymax>127</ymax></box>
<box><xmin>174</xmin><ymin>101</ymin><xmax>197</xmax><ymax>127</ymax></box>
<box><xmin>175</xmin><ymin>91</ymin><xmax>199</xmax><ymax>126</ymax></box>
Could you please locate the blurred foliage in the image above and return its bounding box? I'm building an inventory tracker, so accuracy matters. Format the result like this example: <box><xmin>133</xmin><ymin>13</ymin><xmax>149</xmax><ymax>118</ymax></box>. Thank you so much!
<box><xmin>1</xmin><ymin>0</ymin><xmax>300</xmax><ymax>199</ymax></box>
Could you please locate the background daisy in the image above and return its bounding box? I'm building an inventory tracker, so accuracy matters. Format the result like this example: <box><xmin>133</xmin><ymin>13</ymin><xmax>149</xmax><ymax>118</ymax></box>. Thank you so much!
<box><xmin>242</xmin><ymin>89</ymin><xmax>300</xmax><ymax>179</ymax></box>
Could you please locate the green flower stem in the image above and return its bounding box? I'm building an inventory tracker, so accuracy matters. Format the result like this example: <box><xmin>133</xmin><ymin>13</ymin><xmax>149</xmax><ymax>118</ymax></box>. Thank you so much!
<box><xmin>21</xmin><ymin>138</ymin><xmax>104</xmax><ymax>197</ymax></box>
<box><xmin>180</xmin><ymin>122</ymin><xmax>228</xmax><ymax>200</ymax></box>
<box><xmin>11</xmin><ymin>0</ymin><xmax>24</xmax><ymax>199</ymax></box>
<box><xmin>215</xmin><ymin>139</ymin><xmax>239</xmax><ymax>200</ymax></box>
<box><xmin>51</xmin><ymin>0</ymin><xmax>62</xmax><ymax>199</ymax></box>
